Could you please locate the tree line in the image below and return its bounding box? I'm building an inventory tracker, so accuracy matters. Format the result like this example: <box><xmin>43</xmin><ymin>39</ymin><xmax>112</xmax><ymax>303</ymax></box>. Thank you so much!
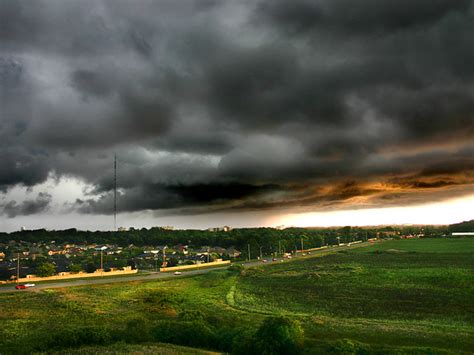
<box><xmin>0</xmin><ymin>222</ymin><xmax>457</xmax><ymax>257</ymax></box>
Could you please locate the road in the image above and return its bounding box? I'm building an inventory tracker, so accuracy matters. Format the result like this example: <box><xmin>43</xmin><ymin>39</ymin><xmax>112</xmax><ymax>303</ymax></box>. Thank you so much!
<box><xmin>0</xmin><ymin>242</ymin><xmax>371</xmax><ymax>293</ymax></box>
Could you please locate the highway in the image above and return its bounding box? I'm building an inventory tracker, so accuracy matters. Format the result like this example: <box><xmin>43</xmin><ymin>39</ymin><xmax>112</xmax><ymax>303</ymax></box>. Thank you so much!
<box><xmin>0</xmin><ymin>242</ymin><xmax>370</xmax><ymax>293</ymax></box>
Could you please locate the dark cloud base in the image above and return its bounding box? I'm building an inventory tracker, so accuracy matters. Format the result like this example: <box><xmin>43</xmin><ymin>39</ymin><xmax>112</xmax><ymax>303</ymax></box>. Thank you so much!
<box><xmin>0</xmin><ymin>0</ymin><xmax>473</xmax><ymax>218</ymax></box>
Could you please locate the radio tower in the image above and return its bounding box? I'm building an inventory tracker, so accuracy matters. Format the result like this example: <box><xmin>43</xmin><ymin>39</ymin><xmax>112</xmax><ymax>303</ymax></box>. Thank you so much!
<box><xmin>114</xmin><ymin>153</ymin><xmax>117</xmax><ymax>231</ymax></box>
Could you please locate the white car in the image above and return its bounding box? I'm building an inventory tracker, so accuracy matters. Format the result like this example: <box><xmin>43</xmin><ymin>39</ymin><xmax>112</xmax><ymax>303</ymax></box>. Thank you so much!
<box><xmin>174</xmin><ymin>271</ymin><xmax>182</xmax><ymax>275</ymax></box>
<box><xmin>24</xmin><ymin>283</ymin><xmax>36</xmax><ymax>288</ymax></box>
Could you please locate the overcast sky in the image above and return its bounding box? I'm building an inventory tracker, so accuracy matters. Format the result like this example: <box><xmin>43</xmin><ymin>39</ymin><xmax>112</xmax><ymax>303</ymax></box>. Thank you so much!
<box><xmin>1</xmin><ymin>0</ymin><xmax>473</xmax><ymax>232</ymax></box>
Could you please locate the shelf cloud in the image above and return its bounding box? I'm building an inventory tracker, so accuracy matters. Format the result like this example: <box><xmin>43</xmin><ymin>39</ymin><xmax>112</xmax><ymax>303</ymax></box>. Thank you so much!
<box><xmin>1</xmin><ymin>0</ymin><xmax>473</xmax><ymax>223</ymax></box>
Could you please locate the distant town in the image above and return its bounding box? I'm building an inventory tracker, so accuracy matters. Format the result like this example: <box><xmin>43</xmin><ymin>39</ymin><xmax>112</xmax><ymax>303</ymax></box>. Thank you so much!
<box><xmin>1</xmin><ymin>219</ymin><xmax>471</xmax><ymax>282</ymax></box>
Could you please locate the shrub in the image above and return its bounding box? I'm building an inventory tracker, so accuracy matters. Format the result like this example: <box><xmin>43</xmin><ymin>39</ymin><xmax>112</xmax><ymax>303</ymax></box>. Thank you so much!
<box><xmin>328</xmin><ymin>339</ymin><xmax>371</xmax><ymax>354</ymax></box>
<box><xmin>68</xmin><ymin>263</ymin><xmax>83</xmax><ymax>273</ymax></box>
<box><xmin>121</xmin><ymin>318</ymin><xmax>152</xmax><ymax>343</ymax></box>
<box><xmin>253</xmin><ymin>316</ymin><xmax>304</xmax><ymax>355</ymax></box>
<box><xmin>152</xmin><ymin>320</ymin><xmax>217</xmax><ymax>348</ymax></box>
<box><xmin>178</xmin><ymin>309</ymin><xmax>205</xmax><ymax>322</ymax></box>
<box><xmin>227</xmin><ymin>264</ymin><xmax>244</xmax><ymax>273</ymax></box>
<box><xmin>44</xmin><ymin>326</ymin><xmax>112</xmax><ymax>349</ymax></box>
<box><xmin>36</xmin><ymin>262</ymin><xmax>56</xmax><ymax>277</ymax></box>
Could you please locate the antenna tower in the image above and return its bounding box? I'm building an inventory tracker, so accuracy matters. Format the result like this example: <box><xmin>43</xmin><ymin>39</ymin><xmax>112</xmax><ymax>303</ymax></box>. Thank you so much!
<box><xmin>114</xmin><ymin>154</ymin><xmax>117</xmax><ymax>231</ymax></box>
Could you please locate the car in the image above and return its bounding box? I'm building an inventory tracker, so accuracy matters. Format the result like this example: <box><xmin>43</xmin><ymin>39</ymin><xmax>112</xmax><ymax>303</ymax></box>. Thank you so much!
<box><xmin>24</xmin><ymin>283</ymin><xmax>36</xmax><ymax>288</ymax></box>
<box><xmin>174</xmin><ymin>271</ymin><xmax>182</xmax><ymax>275</ymax></box>
<box><xmin>261</xmin><ymin>259</ymin><xmax>268</xmax><ymax>263</ymax></box>
<box><xmin>272</xmin><ymin>258</ymin><xmax>277</xmax><ymax>262</ymax></box>
<box><xmin>15</xmin><ymin>283</ymin><xmax>35</xmax><ymax>290</ymax></box>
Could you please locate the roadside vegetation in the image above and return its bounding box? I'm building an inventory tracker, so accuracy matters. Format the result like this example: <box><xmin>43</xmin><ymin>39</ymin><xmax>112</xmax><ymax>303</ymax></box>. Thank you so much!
<box><xmin>0</xmin><ymin>238</ymin><xmax>472</xmax><ymax>354</ymax></box>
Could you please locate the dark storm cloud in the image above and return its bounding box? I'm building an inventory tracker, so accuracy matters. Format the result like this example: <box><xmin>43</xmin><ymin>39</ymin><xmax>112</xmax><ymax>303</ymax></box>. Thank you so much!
<box><xmin>1</xmin><ymin>0</ymin><xmax>473</xmax><ymax>217</ymax></box>
<box><xmin>76</xmin><ymin>182</ymin><xmax>281</xmax><ymax>214</ymax></box>
<box><xmin>257</xmin><ymin>0</ymin><xmax>472</xmax><ymax>35</ymax></box>
<box><xmin>1</xmin><ymin>193</ymin><xmax>52</xmax><ymax>218</ymax></box>
<box><xmin>71</xmin><ymin>70</ymin><xmax>113</xmax><ymax>98</ymax></box>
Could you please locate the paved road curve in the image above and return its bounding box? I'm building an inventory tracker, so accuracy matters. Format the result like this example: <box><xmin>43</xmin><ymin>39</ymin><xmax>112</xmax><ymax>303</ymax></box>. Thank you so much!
<box><xmin>0</xmin><ymin>242</ymin><xmax>371</xmax><ymax>293</ymax></box>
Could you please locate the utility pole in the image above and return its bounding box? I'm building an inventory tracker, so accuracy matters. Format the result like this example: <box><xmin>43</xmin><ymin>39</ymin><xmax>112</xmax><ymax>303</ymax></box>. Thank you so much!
<box><xmin>163</xmin><ymin>246</ymin><xmax>167</xmax><ymax>268</ymax></box>
<box><xmin>16</xmin><ymin>252</ymin><xmax>20</xmax><ymax>283</ymax></box>
<box><xmin>100</xmin><ymin>249</ymin><xmax>103</xmax><ymax>275</ymax></box>
<box><xmin>259</xmin><ymin>246</ymin><xmax>263</xmax><ymax>259</ymax></box>
<box><xmin>300</xmin><ymin>238</ymin><xmax>304</xmax><ymax>253</ymax></box>
<box><xmin>247</xmin><ymin>244</ymin><xmax>251</xmax><ymax>261</ymax></box>
<box><xmin>207</xmin><ymin>247</ymin><xmax>210</xmax><ymax>263</ymax></box>
<box><xmin>278</xmin><ymin>240</ymin><xmax>281</xmax><ymax>256</ymax></box>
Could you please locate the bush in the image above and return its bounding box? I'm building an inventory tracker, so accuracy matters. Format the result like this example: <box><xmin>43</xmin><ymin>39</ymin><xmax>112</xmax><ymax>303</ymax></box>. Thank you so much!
<box><xmin>68</xmin><ymin>264</ymin><xmax>83</xmax><ymax>273</ymax></box>
<box><xmin>86</xmin><ymin>262</ymin><xmax>97</xmax><ymax>273</ymax></box>
<box><xmin>36</xmin><ymin>262</ymin><xmax>56</xmax><ymax>277</ymax></box>
<box><xmin>328</xmin><ymin>339</ymin><xmax>371</xmax><ymax>354</ymax></box>
<box><xmin>227</xmin><ymin>264</ymin><xmax>244</xmax><ymax>273</ymax></box>
<box><xmin>152</xmin><ymin>320</ymin><xmax>217</xmax><ymax>348</ymax></box>
<box><xmin>121</xmin><ymin>318</ymin><xmax>152</xmax><ymax>343</ymax></box>
<box><xmin>178</xmin><ymin>309</ymin><xmax>205</xmax><ymax>322</ymax></box>
<box><xmin>231</xmin><ymin>328</ymin><xmax>256</xmax><ymax>355</ymax></box>
<box><xmin>44</xmin><ymin>326</ymin><xmax>112</xmax><ymax>350</ymax></box>
<box><xmin>253</xmin><ymin>316</ymin><xmax>304</xmax><ymax>355</ymax></box>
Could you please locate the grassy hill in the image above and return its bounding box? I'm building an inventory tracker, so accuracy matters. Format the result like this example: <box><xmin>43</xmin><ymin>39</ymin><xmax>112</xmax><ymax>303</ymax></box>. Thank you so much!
<box><xmin>0</xmin><ymin>238</ymin><xmax>472</xmax><ymax>354</ymax></box>
<box><xmin>49</xmin><ymin>343</ymin><xmax>220</xmax><ymax>354</ymax></box>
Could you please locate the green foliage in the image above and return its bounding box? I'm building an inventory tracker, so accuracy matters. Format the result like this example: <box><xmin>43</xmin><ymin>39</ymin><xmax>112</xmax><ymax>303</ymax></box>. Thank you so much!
<box><xmin>357</xmin><ymin>237</ymin><xmax>473</xmax><ymax>253</ymax></box>
<box><xmin>0</xmin><ymin>238</ymin><xmax>472</xmax><ymax>354</ymax></box>
<box><xmin>85</xmin><ymin>262</ymin><xmax>97</xmax><ymax>273</ymax></box>
<box><xmin>152</xmin><ymin>320</ymin><xmax>217</xmax><ymax>349</ymax></box>
<box><xmin>227</xmin><ymin>263</ymin><xmax>244</xmax><ymax>273</ymax></box>
<box><xmin>43</xmin><ymin>326</ymin><xmax>113</xmax><ymax>350</ymax></box>
<box><xmin>253</xmin><ymin>317</ymin><xmax>304</xmax><ymax>355</ymax></box>
<box><xmin>178</xmin><ymin>309</ymin><xmax>205</xmax><ymax>322</ymax></box>
<box><xmin>2</xmin><ymin>222</ymin><xmax>453</xmax><ymax>253</ymax></box>
<box><xmin>448</xmin><ymin>220</ymin><xmax>474</xmax><ymax>233</ymax></box>
<box><xmin>328</xmin><ymin>339</ymin><xmax>371</xmax><ymax>354</ymax></box>
<box><xmin>68</xmin><ymin>263</ymin><xmax>83</xmax><ymax>273</ymax></box>
<box><xmin>121</xmin><ymin>318</ymin><xmax>152</xmax><ymax>343</ymax></box>
<box><xmin>36</xmin><ymin>262</ymin><xmax>56</xmax><ymax>277</ymax></box>
<box><xmin>231</xmin><ymin>328</ymin><xmax>256</xmax><ymax>355</ymax></box>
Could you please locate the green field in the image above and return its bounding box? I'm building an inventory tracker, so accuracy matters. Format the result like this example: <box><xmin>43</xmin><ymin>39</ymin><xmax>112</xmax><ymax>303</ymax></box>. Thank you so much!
<box><xmin>354</xmin><ymin>237</ymin><xmax>474</xmax><ymax>253</ymax></box>
<box><xmin>0</xmin><ymin>238</ymin><xmax>472</xmax><ymax>354</ymax></box>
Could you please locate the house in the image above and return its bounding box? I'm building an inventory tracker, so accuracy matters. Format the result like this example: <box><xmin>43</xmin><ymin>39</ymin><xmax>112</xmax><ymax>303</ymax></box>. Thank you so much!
<box><xmin>211</xmin><ymin>247</ymin><xmax>227</xmax><ymax>255</ymax></box>
<box><xmin>225</xmin><ymin>247</ymin><xmax>241</xmax><ymax>258</ymax></box>
<box><xmin>207</xmin><ymin>226</ymin><xmax>232</xmax><ymax>232</ymax></box>
<box><xmin>48</xmin><ymin>250</ymin><xmax>66</xmax><ymax>256</ymax></box>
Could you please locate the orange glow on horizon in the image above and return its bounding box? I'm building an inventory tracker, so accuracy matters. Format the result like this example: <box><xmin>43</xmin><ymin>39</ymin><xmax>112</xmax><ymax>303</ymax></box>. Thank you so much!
<box><xmin>276</xmin><ymin>194</ymin><xmax>474</xmax><ymax>227</ymax></box>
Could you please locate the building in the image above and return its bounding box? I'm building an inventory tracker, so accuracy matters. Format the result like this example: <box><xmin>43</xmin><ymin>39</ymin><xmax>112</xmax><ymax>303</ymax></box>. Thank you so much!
<box><xmin>207</xmin><ymin>226</ymin><xmax>232</xmax><ymax>232</ymax></box>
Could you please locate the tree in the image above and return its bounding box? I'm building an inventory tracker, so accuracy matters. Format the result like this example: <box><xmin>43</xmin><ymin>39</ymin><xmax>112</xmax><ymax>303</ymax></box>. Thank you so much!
<box><xmin>36</xmin><ymin>262</ymin><xmax>56</xmax><ymax>277</ymax></box>
<box><xmin>254</xmin><ymin>316</ymin><xmax>304</xmax><ymax>354</ymax></box>
<box><xmin>86</xmin><ymin>262</ymin><xmax>97</xmax><ymax>273</ymax></box>
<box><xmin>68</xmin><ymin>264</ymin><xmax>83</xmax><ymax>273</ymax></box>
<box><xmin>0</xmin><ymin>267</ymin><xmax>14</xmax><ymax>281</ymax></box>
